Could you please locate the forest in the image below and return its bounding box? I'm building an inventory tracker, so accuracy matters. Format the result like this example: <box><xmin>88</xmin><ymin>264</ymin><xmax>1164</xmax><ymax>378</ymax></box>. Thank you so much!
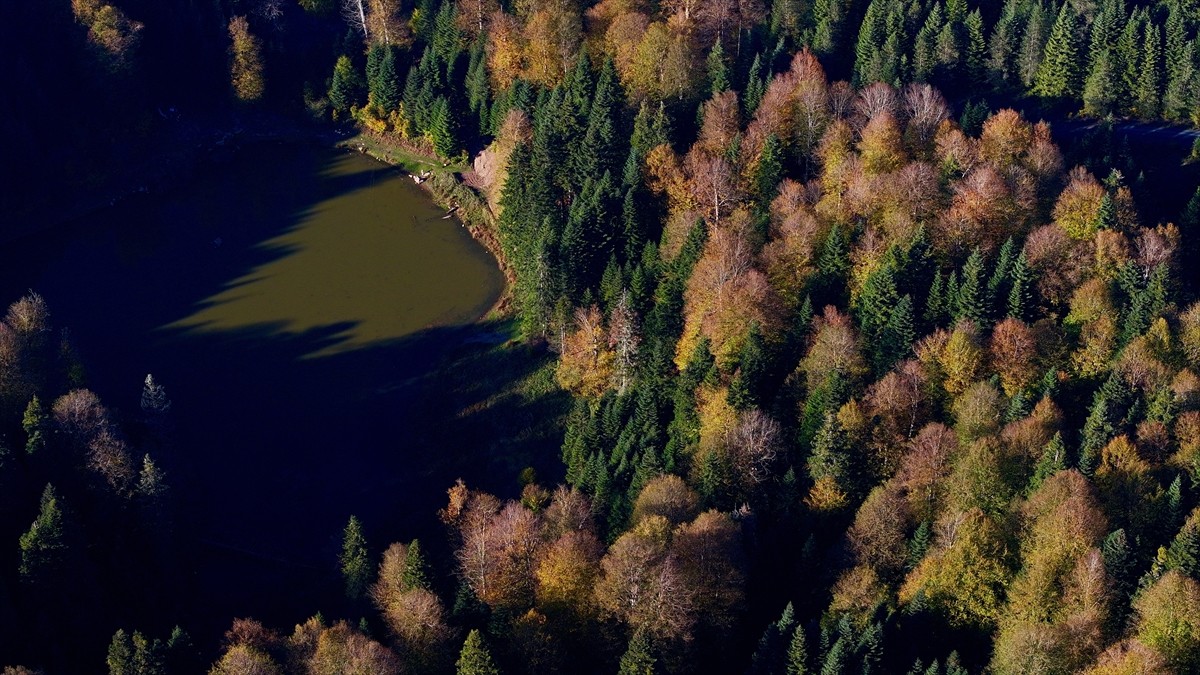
<box><xmin>4</xmin><ymin>0</ymin><xmax>1200</xmax><ymax>672</ymax></box>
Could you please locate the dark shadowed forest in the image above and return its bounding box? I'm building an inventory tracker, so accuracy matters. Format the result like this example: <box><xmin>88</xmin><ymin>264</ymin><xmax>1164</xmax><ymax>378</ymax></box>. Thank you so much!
<box><xmin>4</xmin><ymin>0</ymin><xmax>1200</xmax><ymax>673</ymax></box>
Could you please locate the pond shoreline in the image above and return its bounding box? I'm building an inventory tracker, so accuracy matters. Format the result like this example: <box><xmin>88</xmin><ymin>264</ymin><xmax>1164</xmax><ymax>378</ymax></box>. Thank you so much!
<box><xmin>3</xmin><ymin>112</ymin><xmax>514</xmax><ymax>317</ymax></box>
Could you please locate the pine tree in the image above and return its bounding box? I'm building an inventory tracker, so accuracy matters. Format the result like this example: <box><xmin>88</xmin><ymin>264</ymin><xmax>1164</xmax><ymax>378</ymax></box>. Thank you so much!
<box><xmin>402</xmin><ymin>539</ymin><xmax>431</xmax><ymax>591</ymax></box>
<box><xmin>730</xmin><ymin>322</ymin><xmax>769</xmax><ymax>410</ymax></box>
<box><xmin>965</xmin><ymin>10</ymin><xmax>987</xmax><ymax>85</ymax></box>
<box><xmin>1084</xmin><ymin>49</ymin><xmax>1120</xmax><ymax>117</ymax></box>
<box><xmin>131</xmin><ymin>631</ymin><xmax>165</xmax><ymax>675</ymax></box>
<box><xmin>807</xmin><ymin>412</ymin><xmax>857</xmax><ymax>501</ymax></box>
<box><xmin>457</xmin><ymin>630</ymin><xmax>501</xmax><ymax>675</ymax></box>
<box><xmin>707</xmin><ymin>41</ymin><xmax>730</xmax><ymax>94</ymax></box>
<box><xmin>987</xmin><ymin>237</ymin><xmax>1016</xmax><ymax>313</ymax></box>
<box><xmin>141</xmin><ymin>374</ymin><xmax>171</xmax><ymax>414</ymax></box>
<box><xmin>925</xmin><ymin>270</ymin><xmax>945</xmax><ymax>327</ymax></box>
<box><xmin>745</xmin><ymin>53</ymin><xmax>767</xmax><ymax>114</ymax></box>
<box><xmin>428</xmin><ymin>96</ymin><xmax>459</xmax><ymax>159</ymax></box>
<box><xmin>756</xmin><ymin>134</ymin><xmax>784</xmax><ymax>207</ymax></box>
<box><xmin>329</xmin><ymin>55</ymin><xmax>365</xmax><ymax>115</ymax></box>
<box><xmin>854</xmin><ymin>0</ymin><xmax>885</xmax><ymax>86</ymax></box>
<box><xmin>19</xmin><ymin>484</ymin><xmax>67</xmax><ymax>584</ymax></box>
<box><xmin>619</xmin><ymin>629</ymin><xmax>657</xmax><ymax>675</ymax></box>
<box><xmin>954</xmin><ymin>248</ymin><xmax>986</xmax><ymax>327</ymax></box>
<box><xmin>376</xmin><ymin>46</ymin><xmax>401</xmax><ymax>111</ymax></box>
<box><xmin>108</xmin><ymin>629</ymin><xmax>134</xmax><ymax>675</ymax></box>
<box><xmin>908</xmin><ymin>520</ymin><xmax>932</xmax><ymax>569</ymax></box>
<box><xmin>1019</xmin><ymin>2</ymin><xmax>1051</xmax><ymax>88</ymax></box>
<box><xmin>340</xmin><ymin>515</ymin><xmax>370</xmax><ymax>599</ymax></box>
<box><xmin>819</xmin><ymin>635</ymin><xmax>849</xmax><ymax>675</ymax></box>
<box><xmin>787</xmin><ymin>623</ymin><xmax>809</xmax><ymax>675</ymax></box>
<box><xmin>1007</xmin><ymin>252</ymin><xmax>1032</xmax><ymax>320</ymax></box>
<box><xmin>23</xmin><ymin>395</ymin><xmax>47</xmax><ymax>456</ymax></box>
<box><xmin>1135</xmin><ymin>22</ymin><xmax>1163</xmax><ymax>120</ymax></box>
<box><xmin>988</xmin><ymin>1</ymin><xmax>1023</xmax><ymax>86</ymax></box>
<box><xmin>1095</xmin><ymin>193</ymin><xmax>1117</xmax><ymax>231</ymax></box>
<box><xmin>810</xmin><ymin>0</ymin><xmax>844</xmax><ymax>61</ymax></box>
<box><xmin>857</xmin><ymin>259</ymin><xmax>900</xmax><ymax>369</ymax></box>
<box><xmin>913</xmin><ymin>3</ymin><xmax>943</xmax><ymax>83</ymax></box>
<box><xmin>1032</xmin><ymin>2</ymin><xmax>1083</xmax><ymax>99</ymax></box>
<box><xmin>1028</xmin><ymin>432</ymin><xmax>1067</xmax><ymax>492</ymax></box>
<box><xmin>880</xmin><ymin>294</ymin><xmax>915</xmax><ymax>371</ymax></box>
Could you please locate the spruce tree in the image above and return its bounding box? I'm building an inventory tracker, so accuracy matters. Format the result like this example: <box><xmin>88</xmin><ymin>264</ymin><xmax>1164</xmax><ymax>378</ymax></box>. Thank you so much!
<box><xmin>925</xmin><ymin>269</ymin><xmax>945</xmax><ymax>327</ymax></box>
<box><xmin>23</xmin><ymin>395</ymin><xmax>47</xmax><ymax>456</ymax></box>
<box><xmin>1135</xmin><ymin>22</ymin><xmax>1163</xmax><ymax>120</ymax></box>
<box><xmin>965</xmin><ymin>10</ymin><xmax>987</xmax><ymax>85</ymax></box>
<box><xmin>1007</xmin><ymin>252</ymin><xmax>1032</xmax><ymax>320</ymax></box>
<box><xmin>108</xmin><ymin>629</ymin><xmax>134</xmax><ymax>675</ymax></box>
<box><xmin>954</xmin><ymin>248</ymin><xmax>986</xmax><ymax>327</ymax></box>
<box><xmin>706</xmin><ymin>41</ymin><xmax>730</xmax><ymax>95</ymax></box>
<box><xmin>19</xmin><ymin>484</ymin><xmax>67</xmax><ymax>584</ymax></box>
<box><xmin>756</xmin><ymin>134</ymin><xmax>784</xmax><ymax>207</ymax></box>
<box><xmin>619</xmin><ymin>629</ymin><xmax>657</xmax><ymax>675</ymax></box>
<box><xmin>1029</xmin><ymin>432</ymin><xmax>1067</xmax><ymax>492</ymax></box>
<box><xmin>402</xmin><ymin>539</ymin><xmax>431</xmax><ymax>591</ymax></box>
<box><xmin>745</xmin><ymin>53</ymin><xmax>767</xmax><ymax>114</ymax></box>
<box><xmin>880</xmin><ymin>294</ymin><xmax>915</xmax><ymax>371</ymax></box>
<box><xmin>340</xmin><ymin>515</ymin><xmax>370</xmax><ymax>600</ymax></box>
<box><xmin>428</xmin><ymin>96</ymin><xmax>459</xmax><ymax>159</ymax></box>
<box><xmin>1084</xmin><ymin>49</ymin><xmax>1120</xmax><ymax>117</ymax></box>
<box><xmin>329</xmin><ymin>55</ymin><xmax>365</xmax><ymax>115</ymax></box>
<box><xmin>913</xmin><ymin>3</ymin><xmax>943</xmax><ymax>83</ymax></box>
<box><xmin>987</xmin><ymin>237</ymin><xmax>1016</xmax><ymax>312</ymax></box>
<box><xmin>457</xmin><ymin>630</ymin><xmax>501</xmax><ymax>675</ymax></box>
<box><xmin>787</xmin><ymin>623</ymin><xmax>809</xmax><ymax>675</ymax></box>
<box><xmin>1031</xmin><ymin>2</ymin><xmax>1083</xmax><ymax>99</ymax></box>
<box><xmin>1102</xmin><ymin>529</ymin><xmax>1135</xmax><ymax>603</ymax></box>
<box><xmin>376</xmin><ymin>46</ymin><xmax>401</xmax><ymax>111</ymax></box>
<box><xmin>853</xmin><ymin>0</ymin><xmax>885</xmax><ymax>86</ymax></box>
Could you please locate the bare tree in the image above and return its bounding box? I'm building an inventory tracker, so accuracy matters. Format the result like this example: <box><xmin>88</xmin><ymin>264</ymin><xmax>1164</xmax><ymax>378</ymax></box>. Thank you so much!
<box><xmin>343</xmin><ymin>0</ymin><xmax>369</xmax><ymax>41</ymax></box>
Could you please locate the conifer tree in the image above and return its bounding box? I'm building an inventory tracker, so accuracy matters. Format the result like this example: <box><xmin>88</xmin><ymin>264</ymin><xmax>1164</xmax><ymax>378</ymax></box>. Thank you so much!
<box><xmin>987</xmin><ymin>237</ymin><xmax>1016</xmax><ymax>312</ymax></box>
<box><xmin>880</xmin><ymin>294</ymin><xmax>915</xmax><ymax>371</ymax></box>
<box><xmin>428</xmin><ymin>96</ymin><xmax>459</xmax><ymax>159</ymax></box>
<box><xmin>457</xmin><ymin>630</ymin><xmax>500</xmax><ymax>675</ymax></box>
<box><xmin>340</xmin><ymin>515</ymin><xmax>370</xmax><ymax>600</ymax></box>
<box><xmin>965</xmin><ymin>10</ymin><xmax>987</xmax><ymax>85</ymax></box>
<box><xmin>1018</xmin><ymin>2</ymin><xmax>1051</xmax><ymax>88</ymax></box>
<box><xmin>954</xmin><ymin>248</ymin><xmax>986</xmax><ymax>327</ymax></box>
<box><xmin>1007</xmin><ymin>252</ymin><xmax>1032</xmax><ymax>320</ymax></box>
<box><xmin>730</xmin><ymin>322</ymin><xmax>769</xmax><ymax>410</ymax></box>
<box><xmin>23</xmin><ymin>395</ymin><xmax>47</xmax><ymax>456</ymax></box>
<box><xmin>1135</xmin><ymin>22</ymin><xmax>1163</xmax><ymax>120</ymax></box>
<box><xmin>925</xmin><ymin>270</ymin><xmax>945</xmax><ymax>327</ymax></box>
<box><xmin>329</xmin><ymin>55</ymin><xmax>365</xmax><ymax>115</ymax></box>
<box><xmin>619</xmin><ymin>629</ymin><xmax>657</xmax><ymax>675</ymax></box>
<box><xmin>787</xmin><ymin>623</ymin><xmax>809</xmax><ymax>675</ymax></box>
<box><xmin>707</xmin><ymin>41</ymin><xmax>730</xmax><ymax>95</ymax></box>
<box><xmin>745</xmin><ymin>53</ymin><xmax>767</xmax><ymax>114</ymax></box>
<box><xmin>755</xmin><ymin>134</ymin><xmax>784</xmax><ymax>207</ymax></box>
<box><xmin>1032</xmin><ymin>3</ymin><xmax>1082</xmax><ymax>99</ymax></box>
<box><xmin>913</xmin><ymin>3</ymin><xmax>943</xmax><ymax>83</ymax></box>
<box><xmin>853</xmin><ymin>0</ymin><xmax>885</xmax><ymax>86</ymax></box>
<box><xmin>108</xmin><ymin>629</ymin><xmax>134</xmax><ymax>675</ymax></box>
<box><xmin>1028</xmin><ymin>432</ymin><xmax>1066</xmax><ymax>492</ymax></box>
<box><xmin>19</xmin><ymin>484</ymin><xmax>67</xmax><ymax>584</ymax></box>
<box><xmin>1084</xmin><ymin>49</ymin><xmax>1119</xmax><ymax>117</ymax></box>
<box><xmin>402</xmin><ymin>539</ymin><xmax>431</xmax><ymax>591</ymax></box>
<box><xmin>376</xmin><ymin>46</ymin><xmax>401</xmax><ymax>111</ymax></box>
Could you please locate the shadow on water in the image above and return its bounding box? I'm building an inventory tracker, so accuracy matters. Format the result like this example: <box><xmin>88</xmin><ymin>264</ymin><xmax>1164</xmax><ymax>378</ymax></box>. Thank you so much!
<box><xmin>0</xmin><ymin>142</ymin><xmax>563</xmax><ymax>664</ymax></box>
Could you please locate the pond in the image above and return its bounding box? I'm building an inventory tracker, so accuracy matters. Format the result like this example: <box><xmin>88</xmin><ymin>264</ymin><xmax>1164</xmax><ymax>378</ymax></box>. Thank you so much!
<box><xmin>0</xmin><ymin>142</ymin><xmax>510</xmax><ymax>644</ymax></box>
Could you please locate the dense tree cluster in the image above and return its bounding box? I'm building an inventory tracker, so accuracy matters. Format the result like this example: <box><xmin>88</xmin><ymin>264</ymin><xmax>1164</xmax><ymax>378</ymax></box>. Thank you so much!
<box><xmin>8</xmin><ymin>0</ymin><xmax>1200</xmax><ymax>671</ymax></box>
